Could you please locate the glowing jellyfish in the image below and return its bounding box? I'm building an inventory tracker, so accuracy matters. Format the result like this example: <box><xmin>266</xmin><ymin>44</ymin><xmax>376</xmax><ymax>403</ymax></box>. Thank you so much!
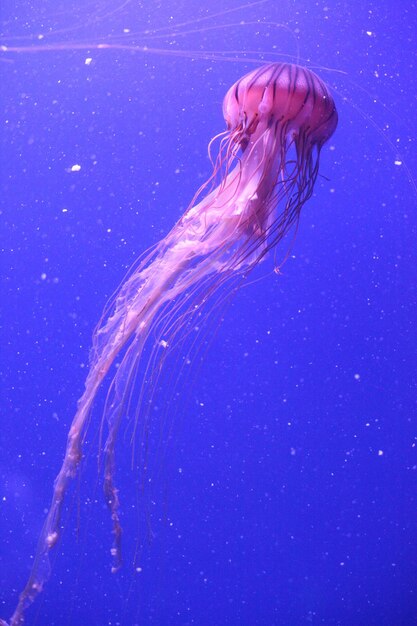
<box><xmin>2</xmin><ymin>62</ymin><xmax>337</xmax><ymax>626</ymax></box>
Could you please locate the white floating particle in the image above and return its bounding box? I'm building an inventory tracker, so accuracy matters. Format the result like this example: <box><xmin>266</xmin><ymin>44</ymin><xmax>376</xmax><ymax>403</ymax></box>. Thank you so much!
<box><xmin>62</xmin><ymin>208</ymin><xmax>68</xmax><ymax>213</ymax></box>
<box><xmin>85</xmin><ymin>57</ymin><xmax>93</xmax><ymax>66</ymax></box>
<box><xmin>46</xmin><ymin>531</ymin><xmax>58</xmax><ymax>547</ymax></box>
<box><xmin>40</xmin><ymin>273</ymin><xmax>47</xmax><ymax>280</ymax></box>
<box><xmin>378</xmin><ymin>449</ymin><xmax>384</xmax><ymax>456</ymax></box>
<box><xmin>366</xmin><ymin>30</ymin><xmax>373</xmax><ymax>36</ymax></box>
<box><xmin>354</xmin><ymin>373</ymin><xmax>360</xmax><ymax>381</ymax></box>
<box><xmin>394</xmin><ymin>159</ymin><xmax>402</xmax><ymax>166</ymax></box>
<box><xmin>70</xmin><ymin>164</ymin><xmax>81</xmax><ymax>172</ymax></box>
<box><xmin>160</xmin><ymin>339</ymin><xmax>168</xmax><ymax>348</ymax></box>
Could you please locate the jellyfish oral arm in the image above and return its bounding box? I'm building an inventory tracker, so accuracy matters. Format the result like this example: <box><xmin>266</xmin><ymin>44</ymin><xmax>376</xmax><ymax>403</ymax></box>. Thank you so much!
<box><xmin>5</xmin><ymin>145</ymin><xmax>279</xmax><ymax>622</ymax></box>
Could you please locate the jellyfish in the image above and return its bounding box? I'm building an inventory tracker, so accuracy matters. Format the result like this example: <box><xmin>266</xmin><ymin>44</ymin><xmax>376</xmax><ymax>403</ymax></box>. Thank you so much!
<box><xmin>2</xmin><ymin>62</ymin><xmax>337</xmax><ymax>626</ymax></box>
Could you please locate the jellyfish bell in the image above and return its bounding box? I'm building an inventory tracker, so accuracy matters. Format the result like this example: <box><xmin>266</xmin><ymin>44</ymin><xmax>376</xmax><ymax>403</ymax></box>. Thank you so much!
<box><xmin>223</xmin><ymin>63</ymin><xmax>338</xmax><ymax>150</ymax></box>
<box><xmin>1</xmin><ymin>61</ymin><xmax>337</xmax><ymax>626</ymax></box>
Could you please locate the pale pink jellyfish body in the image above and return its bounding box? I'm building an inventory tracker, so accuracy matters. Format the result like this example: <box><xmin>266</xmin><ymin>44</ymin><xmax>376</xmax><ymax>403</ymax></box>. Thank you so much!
<box><xmin>3</xmin><ymin>62</ymin><xmax>337</xmax><ymax>626</ymax></box>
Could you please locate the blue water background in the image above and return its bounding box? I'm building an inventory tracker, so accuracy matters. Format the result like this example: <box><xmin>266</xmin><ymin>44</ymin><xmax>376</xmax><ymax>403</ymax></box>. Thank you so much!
<box><xmin>1</xmin><ymin>1</ymin><xmax>416</xmax><ymax>625</ymax></box>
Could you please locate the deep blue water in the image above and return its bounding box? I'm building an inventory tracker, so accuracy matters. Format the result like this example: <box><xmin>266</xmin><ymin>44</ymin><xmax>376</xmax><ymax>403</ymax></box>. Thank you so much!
<box><xmin>1</xmin><ymin>1</ymin><xmax>416</xmax><ymax>625</ymax></box>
